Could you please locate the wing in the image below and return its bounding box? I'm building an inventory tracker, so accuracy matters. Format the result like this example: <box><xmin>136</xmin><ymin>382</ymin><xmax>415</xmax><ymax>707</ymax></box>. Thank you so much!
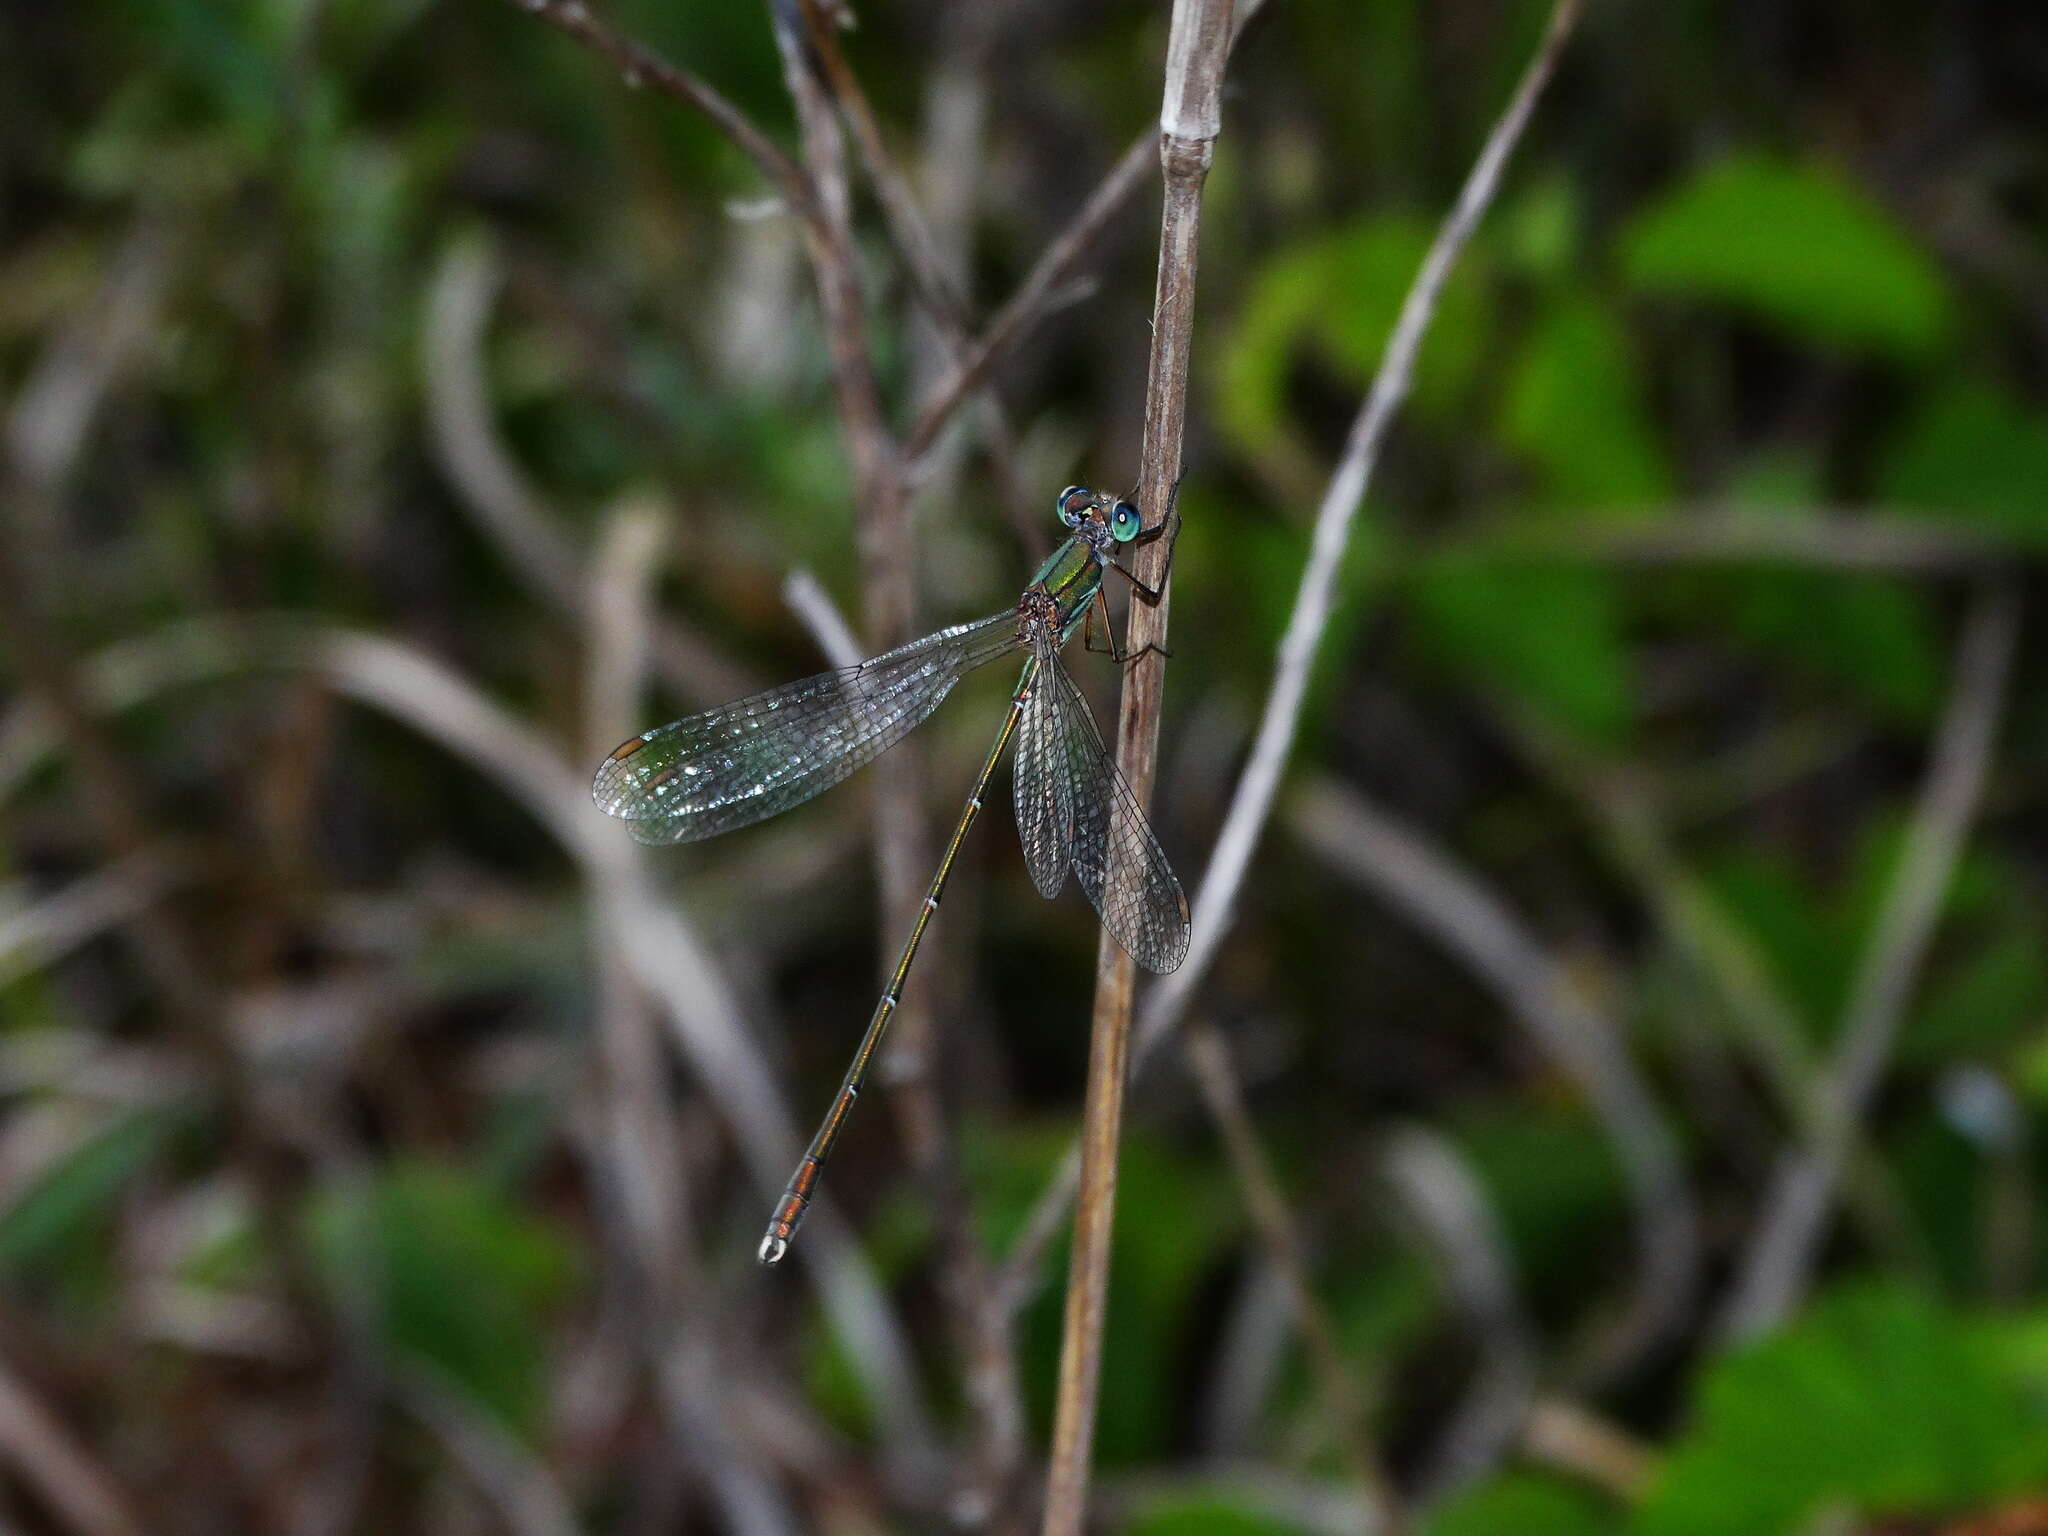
<box><xmin>1011</xmin><ymin>655</ymin><xmax>1071</xmax><ymax>899</ymax></box>
<box><xmin>1033</xmin><ymin>637</ymin><xmax>1190</xmax><ymax>974</ymax></box>
<box><xmin>594</xmin><ymin>609</ymin><xmax>1023</xmax><ymax>845</ymax></box>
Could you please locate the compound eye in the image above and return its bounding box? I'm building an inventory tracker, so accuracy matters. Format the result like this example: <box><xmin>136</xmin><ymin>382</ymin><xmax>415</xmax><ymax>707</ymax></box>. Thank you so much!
<box><xmin>1109</xmin><ymin>499</ymin><xmax>1142</xmax><ymax>542</ymax></box>
<box><xmin>1056</xmin><ymin>485</ymin><xmax>1091</xmax><ymax>526</ymax></box>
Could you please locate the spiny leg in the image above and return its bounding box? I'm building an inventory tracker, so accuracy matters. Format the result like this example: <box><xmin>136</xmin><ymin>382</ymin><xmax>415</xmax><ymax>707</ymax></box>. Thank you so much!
<box><xmin>758</xmin><ymin>660</ymin><xmax>1039</xmax><ymax>1264</ymax></box>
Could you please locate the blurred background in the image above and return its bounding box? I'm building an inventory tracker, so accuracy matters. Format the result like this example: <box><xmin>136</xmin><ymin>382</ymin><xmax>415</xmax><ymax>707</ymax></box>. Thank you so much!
<box><xmin>4</xmin><ymin>0</ymin><xmax>2048</xmax><ymax>1532</ymax></box>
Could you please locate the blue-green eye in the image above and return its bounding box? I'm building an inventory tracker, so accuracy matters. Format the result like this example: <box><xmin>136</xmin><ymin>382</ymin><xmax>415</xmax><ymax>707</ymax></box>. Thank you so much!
<box><xmin>1109</xmin><ymin>500</ymin><xmax>1142</xmax><ymax>542</ymax></box>
<box><xmin>1056</xmin><ymin>485</ymin><xmax>1090</xmax><ymax>526</ymax></box>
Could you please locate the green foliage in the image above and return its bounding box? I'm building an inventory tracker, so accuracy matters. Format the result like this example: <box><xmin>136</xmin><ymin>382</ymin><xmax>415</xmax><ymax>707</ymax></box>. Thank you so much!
<box><xmin>1447</xmin><ymin>1107</ymin><xmax>1630</xmax><ymax>1313</ymax></box>
<box><xmin>1216</xmin><ymin>214</ymin><xmax>1490</xmax><ymax>468</ymax></box>
<box><xmin>1879</xmin><ymin>382</ymin><xmax>2048</xmax><ymax>543</ymax></box>
<box><xmin>1636</xmin><ymin>1283</ymin><xmax>2048</xmax><ymax>1535</ymax></box>
<box><xmin>1410</xmin><ymin>559</ymin><xmax>1634</xmax><ymax>743</ymax></box>
<box><xmin>1718</xmin><ymin>570</ymin><xmax>1940</xmax><ymax>722</ymax></box>
<box><xmin>1425</xmin><ymin>1474</ymin><xmax>1620</xmax><ymax>1536</ymax></box>
<box><xmin>0</xmin><ymin>1108</ymin><xmax>176</xmax><ymax>1278</ymax></box>
<box><xmin>986</xmin><ymin>1128</ymin><xmax>1236</xmax><ymax>1467</ymax></box>
<box><xmin>1503</xmin><ymin>291</ymin><xmax>1673</xmax><ymax>506</ymax></box>
<box><xmin>308</xmin><ymin>1163</ymin><xmax>577</xmax><ymax>1437</ymax></box>
<box><xmin>1621</xmin><ymin>154</ymin><xmax>1950</xmax><ymax>358</ymax></box>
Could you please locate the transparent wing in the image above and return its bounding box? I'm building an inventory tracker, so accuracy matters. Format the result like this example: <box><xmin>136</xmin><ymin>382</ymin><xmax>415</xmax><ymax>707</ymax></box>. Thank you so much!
<box><xmin>1011</xmin><ymin>655</ymin><xmax>1070</xmax><ymax>899</ymax></box>
<box><xmin>594</xmin><ymin>610</ymin><xmax>1023</xmax><ymax>845</ymax></box>
<box><xmin>1032</xmin><ymin>637</ymin><xmax>1190</xmax><ymax>974</ymax></box>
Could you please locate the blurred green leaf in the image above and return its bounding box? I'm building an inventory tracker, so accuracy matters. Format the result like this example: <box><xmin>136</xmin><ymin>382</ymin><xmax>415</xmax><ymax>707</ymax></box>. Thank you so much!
<box><xmin>1878</xmin><ymin>382</ymin><xmax>2048</xmax><ymax>544</ymax></box>
<box><xmin>1621</xmin><ymin>154</ymin><xmax>1949</xmax><ymax>359</ymax></box>
<box><xmin>1411</xmin><ymin>559</ymin><xmax>1633</xmax><ymax>743</ymax></box>
<box><xmin>1002</xmin><ymin>1130</ymin><xmax>1235</xmax><ymax>1467</ymax></box>
<box><xmin>1720</xmin><ymin>571</ymin><xmax>1939</xmax><ymax>723</ymax></box>
<box><xmin>1427</xmin><ymin>1473</ymin><xmax>1621</xmax><ymax>1536</ymax></box>
<box><xmin>1217</xmin><ymin>214</ymin><xmax>1489</xmax><ymax>466</ymax></box>
<box><xmin>1503</xmin><ymin>290</ymin><xmax>1673</xmax><ymax>506</ymax></box>
<box><xmin>309</xmin><ymin>1163</ymin><xmax>576</xmax><ymax>1436</ymax></box>
<box><xmin>1698</xmin><ymin>848</ymin><xmax>1846</xmax><ymax>1041</ymax></box>
<box><xmin>1635</xmin><ymin>1283</ymin><xmax>2048</xmax><ymax>1535</ymax></box>
<box><xmin>0</xmin><ymin>1108</ymin><xmax>174</xmax><ymax>1275</ymax></box>
<box><xmin>1901</xmin><ymin>929</ymin><xmax>2045</xmax><ymax>1066</ymax></box>
<box><xmin>1448</xmin><ymin>1108</ymin><xmax>1629</xmax><ymax>1313</ymax></box>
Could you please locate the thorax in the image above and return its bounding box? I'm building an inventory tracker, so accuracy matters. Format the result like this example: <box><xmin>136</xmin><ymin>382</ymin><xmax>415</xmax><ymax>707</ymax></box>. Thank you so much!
<box><xmin>1020</xmin><ymin>535</ymin><xmax>1104</xmax><ymax>644</ymax></box>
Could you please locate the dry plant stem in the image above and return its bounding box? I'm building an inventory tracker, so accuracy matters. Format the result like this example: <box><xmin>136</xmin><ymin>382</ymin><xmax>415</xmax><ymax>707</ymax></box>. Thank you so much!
<box><xmin>1720</xmin><ymin>585</ymin><xmax>2020</xmax><ymax>1340</ymax></box>
<box><xmin>794</xmin><ymin>0</ymin><xmax>969</xmax><ymax>330</ymax></box>
<box><xmin>999</xmin><ymin>0</ymin><xmax>1586</xmax><ymax>1317</ymax></box>
<box><xmin>0</xmin><ymin>567</ymin><xmax>323</xmax><ymax>1350</ymax></box>
<box><xmin>1523</xmin><ymin>721</ymin><xmax>1936</xmax><ymax>1294</ymax></box>
<box><xmin>1289</xmin><ymin>777</ymin><xmax>1697</xmax><ymax>1378</ymax></box>
<box><xmin>1041</xmin><ymin>3</ymin><xmax>1235</xmax><ymax>1530</ymax></box>
<box><xmin>512</xmin><ymin>0</ymin><xmax>818</xmax><ymax>227</ymax></box>
<box><xmin>423</xmin><ymin>240</ymin><xmax>754</xmax><ymax>708</ymax></box>
<box><xmin>1440</xmin><ymin>508</ymin><xmax>2012</xmax><ymax>574</ymax></box>
<box><xmin>902</xmin><ymin>130</ymin><xmax>1155</xmax><ymax>461</ymax></box>
<box><xmin>0</xmin><ymin>1358</ymin><xmax>146</xmax><ymax>1536</ymax></box>
<box><xmin>901</xmin><ymin>0</ymin><xmax>1271</xmax><ymax>465</ymax></box>
<box><xmin>1381</xmin><ymin>1126</ymin><xmax>1536</xmax><ymax>1500</ymax></box>
<box><xmin>1185</xmin><ymin>1022</ymin><xmax>1399</xmax><ymax>1531</ymax></box>
<box><xmin>766</xmin><ymin>25</ymin><xmax>1034</xmax><ymax>1510</ymax></box>
<box><xmin>1137</xmin><ymin>0</ymin><xmax>1586</xmax><ymax>1067</ymax></box>
<box><xmin>7</xmin><ymin>612</ymin><xmax>940</xmax><ymax>1473</ymax></box>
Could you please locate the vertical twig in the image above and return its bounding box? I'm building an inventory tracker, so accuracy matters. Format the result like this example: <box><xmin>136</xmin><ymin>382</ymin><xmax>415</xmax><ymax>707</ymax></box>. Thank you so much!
<box><xmin>1041</xmin><ymin>3</ymin><xmax>1236</xmax><ymax>1529</ymax></box>
<box><xmin>1289</xmin><ymin>777</ymin><xmax>1697</xmax><ymax>1380</ymax></box>
<box><xmin>999</xmin><ymin>0</ymin><xmax>1587</xmax><ymax>1340</ymax></box>
<box><xmin>1719</xmin><ymin>585</ymin><xmax>2019</xmax><ymax>1340</ymax></box>
<box><xmin>1134</xmin><ymin>0</ymin><xmax>1587</xmax><ymax>1069</ymax></box>
<box><xmin>1185</xmin><ymin>1021</ymin><xmax>1400</xmax><ymax>1531</ymax></box>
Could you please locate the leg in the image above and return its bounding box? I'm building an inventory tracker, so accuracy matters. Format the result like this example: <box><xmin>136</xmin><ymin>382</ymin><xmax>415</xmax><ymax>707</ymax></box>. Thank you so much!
<box><xmin>1082</xmin><ymin>587</ymin><xmax>1171</xmax><ymax>666</ymax></box>
<box><xmin>1105</xmin><ymin>539</ymin><xmax>1175</xmax><ymax>605</ymax></box>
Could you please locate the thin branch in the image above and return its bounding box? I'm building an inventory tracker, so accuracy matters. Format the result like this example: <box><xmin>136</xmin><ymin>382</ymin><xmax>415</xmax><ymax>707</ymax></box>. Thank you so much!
<box><xmin>902</xmin><ymin>131</ymin><xmax>1155</xmax><ymax>462</ymax></box>
<box><xmin>509</xmin><ymin>0</ymin><xmax>819</xmax><ymax>227</ymax></box>
<box><xmin>1042</xmin><ymin>2</ymin><xmax>1235</xmax><ymax>1529</ymax></box>
<box><xmin>5</xmin><ymin>613</ymin><xmax>942</xmax><ymax>1479</ymax></box>
<box><xmin>793</xmin><ymin>0</ymin><xmax>969</xmax><ymax>331</ymax></box>
<box><xmin>1432</xmin><ymin>508</ymin><xmax>2015</xmax><ymax>573</ymax></box>
<box><xmin>779</xmin><ymin>563</ymin><xmax>1029</xmax><ymax>1524</ymax></box>
<box><xmin>0</xmin><ymin>1359</ymin><xmax>146</xmax><ymax>1536</ymax></box>
<box><xmin>997</xmin><ymin>0</ymin><xmax>1586</xmax><ymax>1328</ymax></box>
<box><xmin>1719</xmin><ymin>585</ymin><xmax>2019</xmax><ymax>1340</ymax></box>
<box><xmin>1288</xmin><ymin>777</ymin><xmax>1697</xmax><ymax>1380</ymax></box>
<box><xmin>1513</xmin><ymin>717</ymin><xmax>1933</xmax><ymax>1284</ymax></box>
<box><xmin>0</xmin><ymin>847</ymin><xmax>189</xmax><ymax>990</ymax></box>
<box><xmin>1184</xmin><ymin>1021</ymin><xmax>1400</xmax><ymax>1531</ymax></box>
<box><xmin>422</xmin><ymin>236</ymin><xmax>757</xmax><ymax>708</ymax></box>
<box><xmin>1135</xmin><ymin>0</ymin><xmax>1586</xmax><ymax>1071</ymax></box>
<box><xmin>1380</xmin><ymin>1126</ymin><xmax>1537</xmax><ymax>1503</ymax></box>
<box><xmin>901</xmin><ymin>0</ymin><xmax>1273</xmax><ymax>465</ymax></box>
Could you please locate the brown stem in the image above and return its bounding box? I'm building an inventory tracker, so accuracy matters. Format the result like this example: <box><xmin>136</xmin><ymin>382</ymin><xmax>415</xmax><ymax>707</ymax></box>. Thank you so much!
<box><xmin>1040</xmin><ymin>4</ymin><xmax>1236</xmax><ymax>1531</ymax></box>
<box><xmin>0</xmin><ymin>532</ymin><xmax>324</xmax><ymax>1341</ymax></box>
<box><xmin>510</xmin><ymin>0</ymin><xmax>820</xmax><ymax>228</ymax></box>
<box><xmin>1184</xmin><ymin>1021</ymin><xmax>1402</xmax><ymax>1530</ymax></box>
<box><xmin>901</xmin><ymin>0</ymin><xmax>1272</xmax><ymax>466</ymax></box>
<box><xmin>997</xmin><ymin>0</ymin><xmax>1588</xmax><ymax>1340</ymax></box>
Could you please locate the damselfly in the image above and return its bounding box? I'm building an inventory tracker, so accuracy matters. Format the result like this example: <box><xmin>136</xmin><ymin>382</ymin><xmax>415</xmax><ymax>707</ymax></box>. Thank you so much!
<box><xmin>593</xmin><ymin>485</ymin><xmax>1190</xmax><ymax>1264</ymax></box>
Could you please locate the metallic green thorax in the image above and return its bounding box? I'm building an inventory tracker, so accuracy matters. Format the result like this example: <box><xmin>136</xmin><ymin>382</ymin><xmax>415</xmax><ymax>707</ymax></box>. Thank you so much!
<box><xmin>1030</xmin><ymin>534</ymin><xmax>1105</xmax><ymax>642</ymax></box>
